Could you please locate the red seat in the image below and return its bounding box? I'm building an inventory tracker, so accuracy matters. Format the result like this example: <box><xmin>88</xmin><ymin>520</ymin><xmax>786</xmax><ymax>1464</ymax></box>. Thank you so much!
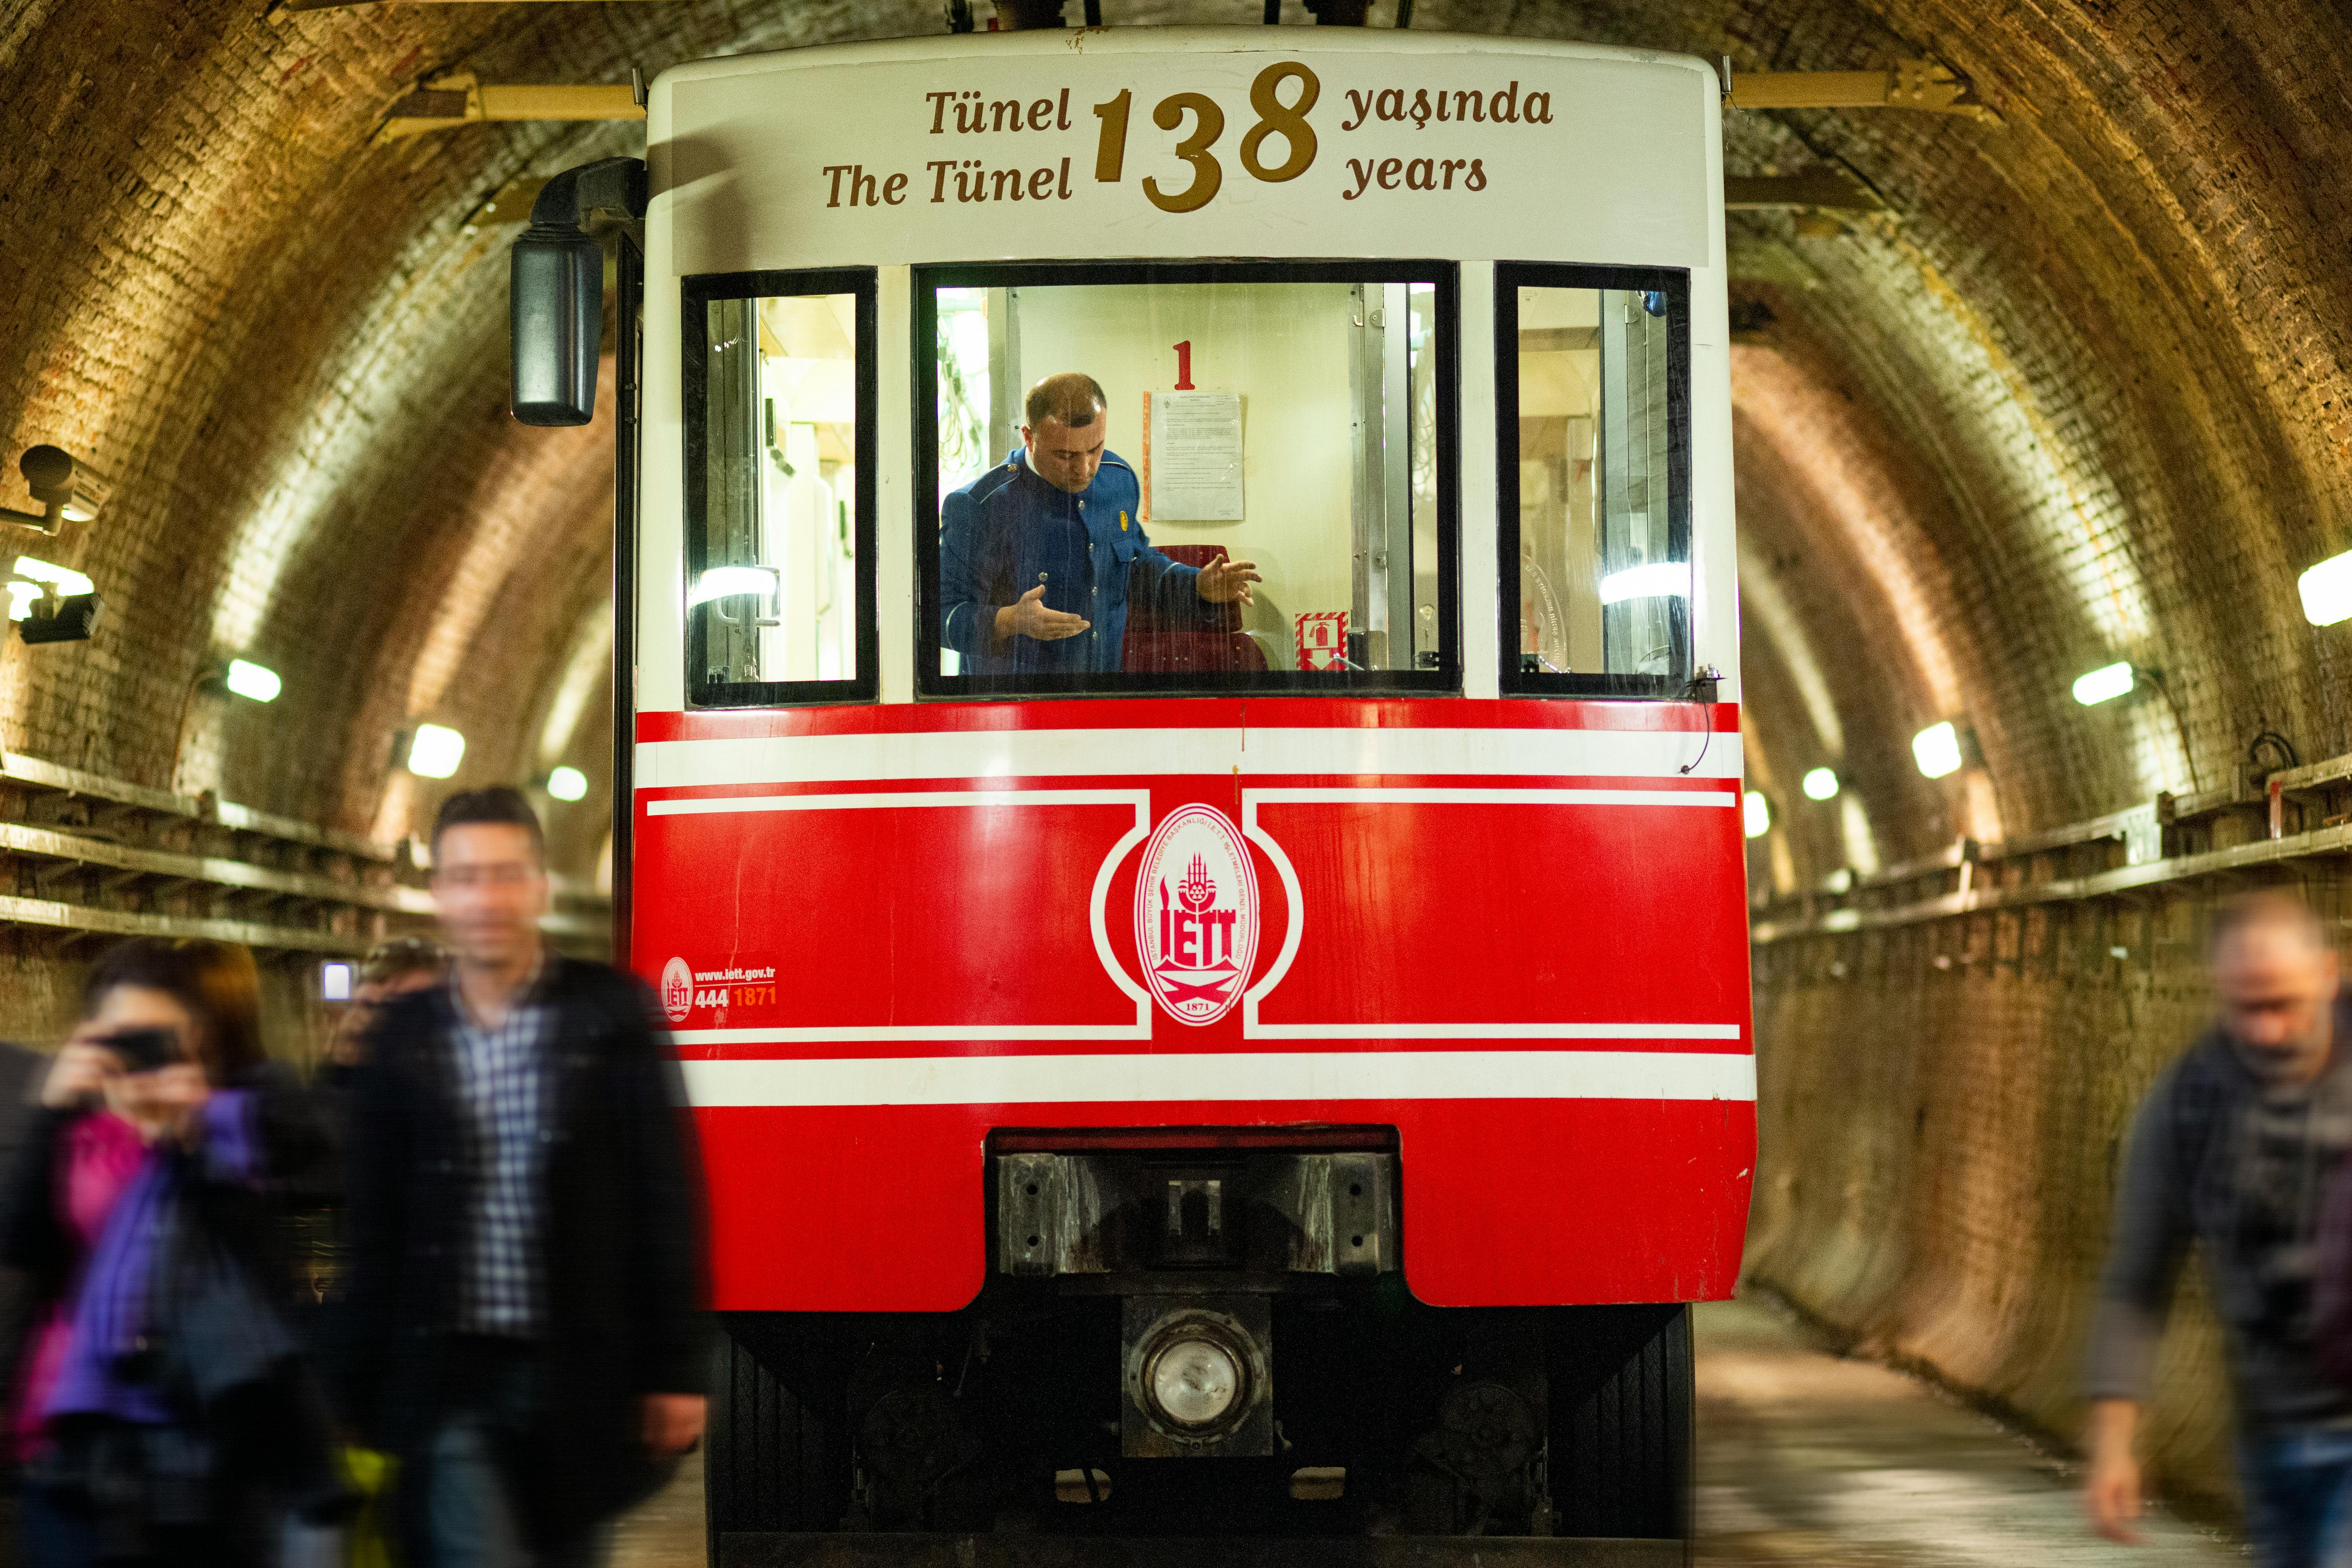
<box><xmin>1123</xmin><ymin>543</ymin><xmax>1268</xmax><ymax>673</ymax></box>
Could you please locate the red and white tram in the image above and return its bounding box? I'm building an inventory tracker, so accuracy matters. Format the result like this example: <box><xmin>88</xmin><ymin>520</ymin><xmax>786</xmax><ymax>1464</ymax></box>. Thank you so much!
<box><xmin>513</xmin><ymin>17</ymin><xmax>1748</xmax><ymax>1553</ymax></box>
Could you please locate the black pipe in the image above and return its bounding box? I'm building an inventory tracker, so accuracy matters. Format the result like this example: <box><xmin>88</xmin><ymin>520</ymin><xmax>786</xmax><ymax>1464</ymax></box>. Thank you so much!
<box><xmin>610</xmin><ymin>234</ymin><xmax>642</xmax><ymax>967</ymax></box>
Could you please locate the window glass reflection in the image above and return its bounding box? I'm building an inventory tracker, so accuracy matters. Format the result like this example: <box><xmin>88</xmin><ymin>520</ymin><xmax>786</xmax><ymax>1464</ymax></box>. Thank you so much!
<box><xmin>693</xmin><ymin>292</ymin><xmax>861</xmax><ymax>694</ymax></box>
<box><xmin>1513</xmin><ymin>285</ymin><xmax>1683</xmax><ymax>680</ymax></box>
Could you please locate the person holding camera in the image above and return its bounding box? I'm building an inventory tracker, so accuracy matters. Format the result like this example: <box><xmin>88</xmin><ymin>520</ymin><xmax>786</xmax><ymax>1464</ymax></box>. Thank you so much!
<box><xmin>2</xmin><ymin>938</ymin><xmax>340</xmax><ymax>1567</ymax></box>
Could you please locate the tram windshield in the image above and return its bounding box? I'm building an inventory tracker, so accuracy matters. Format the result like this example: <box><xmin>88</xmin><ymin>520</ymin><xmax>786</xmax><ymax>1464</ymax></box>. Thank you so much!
<box><xmin>685</xmin><ymin>278</ymin><xmax>874</xmax><ymax>707</ymax></box>
<box><xmin>1500</xmin><ymin>271</ymin><xmax>1690</xmax><ymax>693</ymax></box>
<box><xmin>921</xmin><ymin>267</ymin><xmax>1452</xmax><ymax>695</ymax></box>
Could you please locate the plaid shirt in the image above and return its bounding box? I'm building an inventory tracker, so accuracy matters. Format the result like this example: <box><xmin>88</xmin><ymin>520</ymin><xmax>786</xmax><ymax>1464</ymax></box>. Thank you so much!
<box><xmin>450</xmin><ymin>960</ymin><xmax>553</xmax><ymax>1337</ymax></box>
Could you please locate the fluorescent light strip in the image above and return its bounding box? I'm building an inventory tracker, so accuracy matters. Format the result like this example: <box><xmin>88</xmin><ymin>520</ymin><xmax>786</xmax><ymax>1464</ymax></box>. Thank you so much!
<box><xmin>679</xmin><ymin>1048</ymin><xmax>1756</xmax><ymax>1109</ymax></box>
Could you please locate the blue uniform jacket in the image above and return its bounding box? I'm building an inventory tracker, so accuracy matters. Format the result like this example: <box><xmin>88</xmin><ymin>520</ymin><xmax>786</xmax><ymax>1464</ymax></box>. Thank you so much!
<box><xmin>940</xmin><ymin>449</ymin><xmax>1205</xmax><ymax>676</ymax></box>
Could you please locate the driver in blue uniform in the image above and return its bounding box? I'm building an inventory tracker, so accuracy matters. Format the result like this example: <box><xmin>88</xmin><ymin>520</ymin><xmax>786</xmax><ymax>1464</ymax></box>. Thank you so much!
<box><xmin>940</xmin><ymin>372</ymin><xmax>1259</xmax><ymax>675</ymax></box>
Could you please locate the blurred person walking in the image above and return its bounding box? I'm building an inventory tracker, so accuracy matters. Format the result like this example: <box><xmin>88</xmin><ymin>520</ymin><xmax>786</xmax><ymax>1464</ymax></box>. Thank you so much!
<box><xmin>336</xmin><ymin>787</ymin><xmax>705</xmax><ymax>1568</ymax></box>
<box><xmin>2085</xmin><ymin>890</ymin><xmax>2352</xmax><ymax>1568</ymax></box>
<box><xmin>3</xmin><ymin>939</ymin><xmax>342</xmax><ymax>1567</ymax></box>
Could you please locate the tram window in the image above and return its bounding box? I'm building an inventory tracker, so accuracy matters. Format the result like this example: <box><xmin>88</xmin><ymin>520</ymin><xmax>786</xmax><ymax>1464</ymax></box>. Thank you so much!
<box><xmin>682</xmin><ymin>271</ymin><xmax>878</xmax><ymax>707</ymax></box>
<box><xmin>918</xmin><ymin>263</ymin><xmax>1457</xmax><ymax>697</ymax></box>
<box><xmin>1496</xmin><ymin>267</ymin><xmax>1691</xmax><ymax>696</ymax></box>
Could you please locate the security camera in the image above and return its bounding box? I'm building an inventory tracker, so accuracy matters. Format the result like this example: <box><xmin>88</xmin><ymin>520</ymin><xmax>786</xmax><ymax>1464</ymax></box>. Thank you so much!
<box><xmin>4</xmin><ymin>446</ymin><xmax>110</xmax><ymax>534</ymax></box>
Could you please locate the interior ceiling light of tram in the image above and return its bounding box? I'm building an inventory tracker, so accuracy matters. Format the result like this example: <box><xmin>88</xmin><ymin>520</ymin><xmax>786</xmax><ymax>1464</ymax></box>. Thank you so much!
<box><xmin>1597</xmin><ymin>562</ymin><xmax>1688</xmax><ymax>606</ymax></box>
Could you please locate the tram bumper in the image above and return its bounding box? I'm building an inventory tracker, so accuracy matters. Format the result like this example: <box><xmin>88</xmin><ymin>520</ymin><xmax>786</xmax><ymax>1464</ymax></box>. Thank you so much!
<box><xmin>994</xmin><ymin>1141</ymin><xmax>1400</xmax><ymax>1459</ymax></box>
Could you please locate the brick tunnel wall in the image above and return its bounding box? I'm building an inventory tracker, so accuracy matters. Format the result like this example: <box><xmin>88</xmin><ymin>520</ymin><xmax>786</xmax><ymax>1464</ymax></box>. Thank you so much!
<box><xmin>4</xmin><ymin>0</ymin><xmax>2350</xmax><ymax>1522</ymax></box>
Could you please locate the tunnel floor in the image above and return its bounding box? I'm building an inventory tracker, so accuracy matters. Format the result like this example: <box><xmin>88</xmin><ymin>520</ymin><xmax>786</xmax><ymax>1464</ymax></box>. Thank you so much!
<box><xmin>608</xmin><ymin>1297</ymin><xmax>2240</xmax><ymax>1566</ymax></box>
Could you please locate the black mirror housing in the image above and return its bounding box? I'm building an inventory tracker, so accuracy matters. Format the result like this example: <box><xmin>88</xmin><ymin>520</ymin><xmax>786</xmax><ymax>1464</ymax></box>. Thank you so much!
<box><xmin>509</xmin><ymin>157</ymin><xmax>647</xmax><ymax>428</ymax></box>
<box><xmin>511</xmin><ymin>230</ymin><xmax>604</xmax><ymax>427</ymax></box>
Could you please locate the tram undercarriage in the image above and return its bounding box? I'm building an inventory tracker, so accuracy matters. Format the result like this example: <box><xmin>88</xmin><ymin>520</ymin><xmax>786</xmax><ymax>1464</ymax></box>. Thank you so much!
<box><xmin>705</xmin><ymin>1133</ymin><xmax>1693</xmax><ymax>1549</ymax></box>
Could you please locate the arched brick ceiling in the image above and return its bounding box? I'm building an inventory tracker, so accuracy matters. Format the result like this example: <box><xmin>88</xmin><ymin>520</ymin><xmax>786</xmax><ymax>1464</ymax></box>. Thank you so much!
<box><xmin>0</xmin><ymin>0</ymin><xmax>2342</xmax><ymax>885</ymax></box>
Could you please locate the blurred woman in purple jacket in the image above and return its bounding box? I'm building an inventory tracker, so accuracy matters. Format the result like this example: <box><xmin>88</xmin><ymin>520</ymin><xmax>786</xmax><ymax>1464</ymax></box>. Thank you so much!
<box><xmin>3</xmin><ymin>939</ymin><xmax>339</xmax><ymax>1567</ymax></box>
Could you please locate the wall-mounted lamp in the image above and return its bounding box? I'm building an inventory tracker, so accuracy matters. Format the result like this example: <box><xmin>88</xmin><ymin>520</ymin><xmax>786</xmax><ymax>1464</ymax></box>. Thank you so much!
<box><xmin>405</xmin><ymin>723</ymin><xmax>467</xmax><ymax>779</ymax></box>
<box><xmin>2071</xmin><ymin>661</ymin><xmax>2135</xmax><ymax>707</ymax></box>
<box><xmin>2302</xmin><ymin>550</ymin><xmax>2352</xmax><ymax>627</ymax></box>
<box><xmin>1801</xmin><ymin>767</ymin><xmax>1841</xmax><ymax>801</ymax></box>
<box><xmin>547</xmin><ymin>765</ymin><xmax>589</xmax><ymax>802</ymax></box>
<box><xmin>7</xmin><ymin>555</ymin><xmax>93</xmax><ymax>622</ymax></box>
<box><xmin>2</xmin><ymin>447</ymin><xmax>109</xmax><ymax>535</ymax></box>
<box><xmin>14</xmin><ymin>547</ymin><xmax>102</xmax><ymax>644</ymax></box>
<box><xmin>1912</xmin><ymin>720</ymin><xmax>1965</xmax><ymax>779</ymax></box>
<box><xmin>1743</xmin><ymin>790</ymin><xmax>1772</xmax><ymax>838</ymax></box>
<box><xmin>224</xmin><ymin>659</ymin><xmax>283</xmax><ymax>703</ymax></box>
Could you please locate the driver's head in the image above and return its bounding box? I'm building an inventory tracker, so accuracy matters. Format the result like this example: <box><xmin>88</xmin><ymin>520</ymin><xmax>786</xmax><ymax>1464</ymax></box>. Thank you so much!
<box><xmin>1022</xmin><ymin>373</ymin><xmax>1109</xmax><ymax>494</ymax></box>
<box><xmin>2211</xmin><ymin>890</ymin><xmax>2339</xmax><ymax>1074</ymax></box>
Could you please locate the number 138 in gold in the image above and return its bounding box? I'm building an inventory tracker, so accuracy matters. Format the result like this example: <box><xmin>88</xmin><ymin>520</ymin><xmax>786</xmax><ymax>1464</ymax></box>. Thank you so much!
<box><xmin>1092</xmin><ymin>61</ymin><xmax>1321</xmax><ymax>214</ymax></box>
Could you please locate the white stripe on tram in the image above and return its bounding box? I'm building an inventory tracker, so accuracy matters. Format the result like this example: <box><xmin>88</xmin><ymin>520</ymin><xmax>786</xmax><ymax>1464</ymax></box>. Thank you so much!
<box><xmin>678</xmin><ymin>1049</ymin><xmax>1757</xmax><ymax>1109</ymax></box>
<box><xmin>635</xmin><ymin>725</ymin><xmax>1744</xmax><ymax>789</ymax></box>
<box><xmin>645</xmin><ymin>785</ymin><xmax>1735</xmax><ymax>817</ymax></box>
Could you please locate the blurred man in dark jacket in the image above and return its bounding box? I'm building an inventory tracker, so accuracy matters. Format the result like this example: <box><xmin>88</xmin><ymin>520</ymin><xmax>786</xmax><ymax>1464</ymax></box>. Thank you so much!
<box><xmin>2084</xmin><ymin>890</ymin><xmax>2352</xmax><ymax>1568</ymax></box>
<box><xmin>337</xmin><ymin>789</ymin><xmax>705</xmax><ymax>1567</ymax></box>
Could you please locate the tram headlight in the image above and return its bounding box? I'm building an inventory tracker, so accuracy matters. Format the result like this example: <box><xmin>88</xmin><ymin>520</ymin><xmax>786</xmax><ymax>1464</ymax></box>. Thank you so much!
<box><xmin>1147</xmin><ymin>1336</ymin><xmax>1241</xmax><ymax>1429</ymax></box>
<box><xmin>1129</xmin><ymin>1309</ymin><xmax>1260</xmax><ymax>1442</ymax></box>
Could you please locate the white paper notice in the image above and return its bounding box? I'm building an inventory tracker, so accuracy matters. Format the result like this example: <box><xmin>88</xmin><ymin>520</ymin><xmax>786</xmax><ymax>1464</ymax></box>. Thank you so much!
<box><xmin>1147</xmin><ymin>392</ymin><xmax>1244</xmax><ymax>522</ymax></box>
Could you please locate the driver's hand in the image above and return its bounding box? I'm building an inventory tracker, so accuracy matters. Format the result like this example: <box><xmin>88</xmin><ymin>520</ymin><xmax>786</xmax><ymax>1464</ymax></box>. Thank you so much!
<box><xmin>1196</xmin><ymin>554</ymin><xmax>1262</xmax><ymax>606</ymax></box>
<box><xmin>997</xmin><ymin>585</ymin><xmax>1091</xmax><ymax>642</ymax></box>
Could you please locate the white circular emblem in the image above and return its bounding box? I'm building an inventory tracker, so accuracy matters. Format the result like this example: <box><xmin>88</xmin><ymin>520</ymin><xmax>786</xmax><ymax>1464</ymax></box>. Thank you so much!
<box><xmin>1134</xmin><ymin>804</ymin><xmax>1259</xmax><ymax>1027</ymax></box>
<box><xmin>659</xmin><ymin>956</ymin><xmax>694</xmax><ymax>1024</ymax></box>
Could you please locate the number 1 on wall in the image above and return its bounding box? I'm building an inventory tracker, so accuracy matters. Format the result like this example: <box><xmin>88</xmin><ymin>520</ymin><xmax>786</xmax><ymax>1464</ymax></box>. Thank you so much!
<box><xmin>1173</xmin><ymin>340</ymin><xmax>1194</xmax><ymax>391</ymax></box>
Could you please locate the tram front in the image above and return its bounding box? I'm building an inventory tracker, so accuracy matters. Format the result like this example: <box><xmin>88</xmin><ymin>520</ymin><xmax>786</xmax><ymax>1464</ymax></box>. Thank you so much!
<box><xmin>524</xmin><ymin>21</ymin><xmax>1749</xmax><ymax>1552</ymax></box>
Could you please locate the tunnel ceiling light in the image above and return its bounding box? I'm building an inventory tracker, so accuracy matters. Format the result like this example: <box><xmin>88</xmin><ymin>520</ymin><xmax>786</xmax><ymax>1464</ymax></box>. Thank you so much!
<box><xmin>2071</xmin><ymin>661</ymin><xmax>2135</xmax><ymax>707</ymax></box>
<box><xmin>4</xmin><ymin>581</ymin><xmax>38</xmax><ymax>622</ymax></box>
<box><xmin>1597</xmin><ymin>562</ymin><xmax>1689</xmax><ymax>606</ymax></box>
<box><xmin>1912</xmin><ymin>721</ymin><xmax>1964</xmax><ymax>780</ymax></box>
<box><xmin>406</xmin><ymin>723</ymin><xmax>466</xmax><ymax>779</ymax></box>
<box><xmin>547</xmin><ymin>766</ymin><xmax>589</xmax><ymax>802</ymax></box>
<box><xmin>1743</xmin><ymin>791</ymin><xmax>1771</xmax><ymax>839</ymax></box>
<box><xmin>2300</xmin><ymin>550</ymin><xmax>2352</xmax><ymax>627</ymax></box>
<box><xmin>689</xmin><ymin>564</ymin><xmax>780</xmax><ymax>608</ymax></box>
<box><xmin>1801</xmin><ymin>767</ymin><xmax>1840</xmax><ymax>801</ymax></box>
<box><xmin>224</xmin><ymin>658</ymin><xmax>281</xmax><ymax>703</ymax></box>
<box><xmin>13</xmin><ymin>555</ymin><xmax>93</xmax><ymax>597</ymax></box>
